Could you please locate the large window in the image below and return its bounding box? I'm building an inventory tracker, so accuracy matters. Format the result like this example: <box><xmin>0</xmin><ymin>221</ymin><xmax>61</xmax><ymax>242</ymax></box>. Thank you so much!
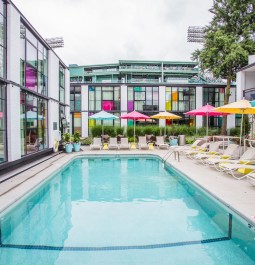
<box><xmin>0</xmin><ymin>1</ymin><xmax>6</xmax><ymax>78</ymax></box>
<box><xmin>20</xmin><ymin>23</ymin><xmax>48</xmax><ymax>95</ymax></box>
<box><xmin>203</xmin><ymin>87</ymin><xmax>225</xmax><ymax>128</ymax></box>
<box><xmin>59</xmin><ymin>64</ymin><xmax>65</xmax><ymax>103</ymax></box>
<box><xmin>20</xmin><ymin>91</ymin><xmax>48</xmax><ymax>156</ymax></box>
<box><xmin>89</xmin><ymin>86</ymin><xmax>120</xmax><ymax>112</ymax></box>
<box><xmin>166</xmin><ymin>87</ymin><xmax>195</xmax><ymax>112</ymax></box>
<box><xmin>70</xmin><ymin>86</ymin><xmax>81</xmax><ymax>112</ymax></box>
<box><xmin>88</xmin><ymin>86</ymin><xmax>121</xmax><ymax>130</ymax></box>
<box><xmin>0</xmin><ymin>84</ymin><xmax>6</xmax><ymax>163</ymax></box>
<box><xmin>128</xmin><ymin>86</ymin><xmax>158</xmax><ymax>113</ymax></box>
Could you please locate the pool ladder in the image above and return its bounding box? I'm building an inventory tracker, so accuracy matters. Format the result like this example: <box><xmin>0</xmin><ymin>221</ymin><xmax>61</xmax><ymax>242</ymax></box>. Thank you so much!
<box><xmin>162</xmin><ymin>149</ymin><xmax>180</xmax><ymax>164</ymax></box>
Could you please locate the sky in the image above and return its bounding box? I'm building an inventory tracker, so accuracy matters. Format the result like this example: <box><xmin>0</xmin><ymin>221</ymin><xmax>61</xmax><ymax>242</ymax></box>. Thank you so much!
<box><xmin>13</xmin><ymin>0</ymin><xmax>213</xmax><ymax>66</ymax></box>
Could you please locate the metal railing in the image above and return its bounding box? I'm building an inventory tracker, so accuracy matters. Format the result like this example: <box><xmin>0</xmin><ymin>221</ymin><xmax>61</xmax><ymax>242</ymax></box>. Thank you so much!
<box><xmin>162</xmin><ymin>149</ymin><xmax>180</xmax><ymax>164</ymax></box>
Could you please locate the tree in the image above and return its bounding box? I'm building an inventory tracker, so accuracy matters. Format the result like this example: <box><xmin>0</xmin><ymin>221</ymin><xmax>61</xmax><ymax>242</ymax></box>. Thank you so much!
<box><xmin>192</xmin><ymin>0</ymin><xmax>255</xmax><ymax>134</ymax></box>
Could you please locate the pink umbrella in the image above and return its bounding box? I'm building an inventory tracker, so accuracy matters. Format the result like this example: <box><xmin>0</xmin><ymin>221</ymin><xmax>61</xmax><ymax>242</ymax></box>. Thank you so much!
<box><xmin>120</xmin><ymin>110</ymin><xmax>149</xmax><ymax>142</ymax></box>
<box><xmin>185</xmin><ymin>104</ymin><xmax>229</xmax><ymax>137</ymax></box>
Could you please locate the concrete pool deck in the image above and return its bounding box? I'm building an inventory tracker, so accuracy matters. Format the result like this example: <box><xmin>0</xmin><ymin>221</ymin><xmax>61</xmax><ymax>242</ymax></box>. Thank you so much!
<box><xmin>0</xmin><ymin>147</ymin><xmax>255</xmax><ymax>226</ymax></box>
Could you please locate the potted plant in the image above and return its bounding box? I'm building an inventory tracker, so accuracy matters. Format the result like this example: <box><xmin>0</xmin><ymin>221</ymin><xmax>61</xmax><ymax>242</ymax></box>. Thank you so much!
<box><xmin>63</xmin><ymin>132</ymin><xmax>73</xmax><ymax>153</ymax></box>
<box><xmin>73</xmin><ymin>131</ymin><xmax>81</xmax><ymax>152</ymax></box>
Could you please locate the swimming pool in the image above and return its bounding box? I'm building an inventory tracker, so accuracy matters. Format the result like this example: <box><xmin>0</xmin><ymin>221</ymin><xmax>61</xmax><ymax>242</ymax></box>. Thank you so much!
<box><xmin>0</xmin><ymin>155</ymin><xmax>255</xmax><ymax>264</ymax></box>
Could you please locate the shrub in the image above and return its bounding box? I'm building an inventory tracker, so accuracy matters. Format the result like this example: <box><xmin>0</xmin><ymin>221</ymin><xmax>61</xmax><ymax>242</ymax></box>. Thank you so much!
<box><xmin>91</xmin><ymin>125</ymin><xmax>102</xmax><ymax>137</ymax></box>
<box><xmin>103</xmin><ymin>126</ymin><xmax>116</xmax><ymax>137</ymax></box>
<box><xmin>81</xmin><ymin>136</ymin><xmax>93</xmax><ymax>145</ymax></box>
<box><xmin>229</xmin><ymin>127</ymin><xmax>240</xmax><ymax>136</ymax></box>
<box><xmin>116</xmin><ymin>127</ymin><xmax>125</xmax><ymax>135</ymax></box>
<box><xmin>143</xmin><ymin>126</ymin><xmax>154</xmax><ymax>135</ymax></box>
<box><xmin>73</xmin><ymin>131</ymin><xmax>81</xmax><ymax>143</ymax></box>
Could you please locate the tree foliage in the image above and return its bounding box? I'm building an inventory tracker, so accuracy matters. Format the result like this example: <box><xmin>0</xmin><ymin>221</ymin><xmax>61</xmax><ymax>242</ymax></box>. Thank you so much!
<box><xmin>192</xmin><ymin>0</ymin><xmax>255</xmax><ymax>134</ymax></box>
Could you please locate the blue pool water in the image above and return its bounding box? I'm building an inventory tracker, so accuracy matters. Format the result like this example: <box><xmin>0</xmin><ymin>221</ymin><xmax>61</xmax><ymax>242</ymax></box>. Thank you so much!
<box><xmin>0</xmin><ymin>156</ymin><xmax>255</xmax><ymax>264</ymax></box>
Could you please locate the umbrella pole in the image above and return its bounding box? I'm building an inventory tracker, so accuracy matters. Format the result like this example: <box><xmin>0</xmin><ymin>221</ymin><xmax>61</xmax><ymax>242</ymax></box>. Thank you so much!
<box><xmin>134</xmin><ymin>119</ymin><xmax>136</xmax><ymax>143</ymax></box>
<box><xmin>240</xmin><ymin>112</ymin><xmax>244</xmax><ymax>149</ymax></box>
<box><xmin>206</xmin><ymin>112</ymin><xmax>209</xmax><ymax>141</ymax></box>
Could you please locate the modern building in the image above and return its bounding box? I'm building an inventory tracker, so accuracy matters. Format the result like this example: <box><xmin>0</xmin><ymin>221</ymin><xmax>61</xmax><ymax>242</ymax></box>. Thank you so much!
<box><xmin>0</xmin><ymin>1</ymin><xmax>70</xmax><ymax>170</ymax></box>
<box><xmin>237</xmin><ymin>55</ymin><xmax>255</xmax><ymax>100</ymax></box>
<box><xmin>69</xmin><ymin>60</ymin><xmax>236</xmax><ymax>137</ymax></box>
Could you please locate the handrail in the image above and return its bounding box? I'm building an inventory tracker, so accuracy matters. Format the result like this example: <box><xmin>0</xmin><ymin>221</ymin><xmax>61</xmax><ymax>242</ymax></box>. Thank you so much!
<box><xmin>162</xmin><ymin>149</ymin><xmax>180</xmax><ymax>164</ymax></box>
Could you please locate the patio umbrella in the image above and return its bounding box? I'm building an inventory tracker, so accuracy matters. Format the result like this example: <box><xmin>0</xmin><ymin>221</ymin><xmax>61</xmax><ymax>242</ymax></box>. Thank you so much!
<box><xmin>214</xmin><ymin>99</ymin><xmax>255</xmax><ymax>146</ymax></box>
<box><xmin>185</xmin><ymin>103</ymin><xmax>228</xmax><ymax>138</ymax></box>
<box><xmin>89</xmin><ymin>110</ymin><xmax>119</xmax><ymax>134</ymax></box>
<box><xmin>120</xmin><ymin>110</ymin><xmax>149</xmax><ymax>142</ymax></box>
<box><xmin>150</xmin><ymin>111</ymin><xmax>181</xmax><ymax>136</ymax></box>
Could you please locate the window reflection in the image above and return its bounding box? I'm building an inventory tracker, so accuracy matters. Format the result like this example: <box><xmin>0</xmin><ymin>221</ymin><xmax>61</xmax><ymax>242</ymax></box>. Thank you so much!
<box><xmin>20</xmin><ymin>91</ymin><xmax>48</xmax><ymax>156</ymax></box>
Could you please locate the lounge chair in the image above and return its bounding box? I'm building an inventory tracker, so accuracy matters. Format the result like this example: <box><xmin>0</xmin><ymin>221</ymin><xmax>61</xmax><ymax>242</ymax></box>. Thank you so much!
<box><xmin>219</xmin><ymin>163</ymin><xmax>255</xmax><ymax>180</ymax></box>
<box><xmin>138</xmin><ymin>136</ymin><xmax>149</xmax><ymax>150</ymax></box>
<box><xmin>170</xmin><ymin>138</ymin><xmax>206</xmax><ymax>153</ymax></box>
<box><xmin>155</xmin><ymin>136</ymin><xmax>169</xmax><ymax>149</ymax></box>
<box><xmin>193</xmin><ymin>141</ymin><xmax>223</xmax><ymax>162</ymax></box>
<box><xmin>244</xmin><ymin>170</ymin><xmax>255</xmax><ymax>186</ymax></box>
<box><xmin>27</xmin><ymin>139</ymin><xmax>40</xmax><ymax>152</ymax></box>
<box><xmin>90</xmin><ymin>137</ymin><xmax>102</xmax><ymax>150</ymax></box>
<box><xmin>204</xmin><ymin>144</ymin><xmax>241</xmax><ymax>170</ymax></box>
<box><xmin>118</xmin><ymin>138</ymin><xmax>130</xmax><ymax>150</ymax></box>
<box><xmin>108</xmin><ymin>137</ymin><xmax>118</xmax><ymax>150</ymax></box>
<box><xmin>184</xmin><ymin>142</ymin><xmax>210</xmax><ymax>159</ymax></box>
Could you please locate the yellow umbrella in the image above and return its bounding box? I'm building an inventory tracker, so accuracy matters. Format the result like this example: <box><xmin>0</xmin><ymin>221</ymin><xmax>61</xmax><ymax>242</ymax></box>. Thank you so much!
<box><xmin>214</xmin><ymin>99</ymin><xmax>255</xmax><ymax>146</ymax></box>
<box><xmin>151</xmin><ymin>111</ymin><xmax>182</xmax><ymax>136</ymax></box>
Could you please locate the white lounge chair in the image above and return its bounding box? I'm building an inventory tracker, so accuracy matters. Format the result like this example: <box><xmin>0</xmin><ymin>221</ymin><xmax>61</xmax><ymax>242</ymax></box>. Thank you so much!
<box><xmin>205</xmin><ymin>144</ymin><xmax>241</xmax><ymax>170</ymax></box>
<box><xmin>138</xmin><ymin>136</ymin><xmax>149</xmax><ymax>149</ymax></box>
<box><xmin>170</xmin><ymin>138</ymin><xmax>206</xmax><ymax>153</ymax></box>
<box><xmin>155</xmin><ymin>136</ymin><xmax>169</xmax><ymax>149</ymax></box>
<box><xmin>108</xmin><ymin>137</ymin><xmax>118</xmax><ymax>150</ymax></box>
<box><xmin>244</xmin><ymin>170</ymin><xmax>255</xmax><ymax>186</ymax></box>
<box><xmin>220</xmin><ymin>163</ymin><xmax>255</xmax><ymax>179</ymax></box>
<box><xmin>194</xmin><ymin>141</ymin><xmax>223</xmax><ymax>162</ymax></box>
<box><xmin>90</xmin><ymin>137</ymin><xmax>102</xmax><ymax>150</ymax></box>
<box><xmin>118</xmin><ymin>138</ymin><xmax>130</xmax><ymax>150</ymax></box>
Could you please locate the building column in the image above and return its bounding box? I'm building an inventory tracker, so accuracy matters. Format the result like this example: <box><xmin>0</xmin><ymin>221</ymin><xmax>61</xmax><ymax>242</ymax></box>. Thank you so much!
<box><xmin>158</xmin><ymin>85</ymin><xmax>166</xmax><ymax>127</ymax></box>
<box><xmin>120</xmin><ymin>84</ymin><xmax>127</xmax><ymax>128</ymax></box>
<box><xmin>81</xmin><ymin>85</ymin><xmax>88</xmax><ymax>137</ymax></box>
<box><xmin>195</xmin><ymin>86</ymin><xmax>203</xmax><ymax>127</ymax></box>
<box><xmin>7</xmin><ymin>84</ymin><xmax>21</xmax><ymax>161</ymax></box>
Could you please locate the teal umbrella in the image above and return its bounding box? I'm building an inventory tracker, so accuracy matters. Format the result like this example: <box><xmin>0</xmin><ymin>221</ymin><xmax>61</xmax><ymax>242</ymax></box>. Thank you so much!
<box><xmin>89</xmin><ymin>110</ymin><xmax>119</xmax><ymax>134</ymax></box>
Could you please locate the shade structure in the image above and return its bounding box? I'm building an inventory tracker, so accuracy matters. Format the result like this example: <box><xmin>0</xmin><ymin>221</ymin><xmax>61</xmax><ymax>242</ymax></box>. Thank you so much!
<box><xmin>89</xmin><ymin>110</ymin><xmax>119</xmax><ymax>134</ymax></box>
<box><xmin>214</xmin><ymin>99</ymin><xmax>255</xmax><ymax>146</ymax></box>
<box><xmin>150</xmin><ymin>111</ymin><xmax>182</xmax><ymax>136</ymax></box>
<box><xmin>185</xmin><ymin>104</ymin><xmax>228</xmax><ymax>137</ymax></box>
<box><xmin>120</xmin><ymin>110</ymin><xmax>149</xmax><ymax>142</ymax></box>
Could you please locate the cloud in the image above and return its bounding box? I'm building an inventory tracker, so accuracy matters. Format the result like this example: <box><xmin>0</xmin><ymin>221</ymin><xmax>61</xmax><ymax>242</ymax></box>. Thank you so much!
<box><xmin>13</xmin><ymin>0</ymin><xmax>213</xmax><ymax>65</ymax></box>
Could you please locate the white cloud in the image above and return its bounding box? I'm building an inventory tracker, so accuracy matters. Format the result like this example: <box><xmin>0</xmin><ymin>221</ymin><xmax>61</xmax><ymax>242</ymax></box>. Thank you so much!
<box><xmin>13</xmin><ymin>0</ymin><xmax>213</xmax><ymax>65</ymax></box>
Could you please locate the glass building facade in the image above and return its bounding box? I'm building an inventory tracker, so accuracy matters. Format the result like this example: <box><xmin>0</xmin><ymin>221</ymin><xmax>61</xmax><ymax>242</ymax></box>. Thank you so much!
<box><xmin>20</xmin><ymin>22</ymin><xmax>49</xmax><ymax>156</ymax></box>
<box><xmin>88</xmin><ymin>86</ymin><xmax>120</xmax><ymax>130</ymax></box>
<box><xmin>20</xmin><ymin>23</ymin><xmax>48</xmax><ymax>95</ymax></box>
<box><xmin>20</xmin><ymin>91</ymin><xmax>48</xmax><ymax>156</ymax></box>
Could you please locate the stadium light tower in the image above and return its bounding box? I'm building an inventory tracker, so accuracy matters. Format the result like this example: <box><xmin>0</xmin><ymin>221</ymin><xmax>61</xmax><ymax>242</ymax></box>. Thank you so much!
<box><xmin>45</xmin><ymin>37</ymin><xmax>64</xmax><ymax>49</ymax></box>
<box><xmin>187</xmin><ymin>26</ymin><xmax>205</xmax><ymax>43</ymax></box>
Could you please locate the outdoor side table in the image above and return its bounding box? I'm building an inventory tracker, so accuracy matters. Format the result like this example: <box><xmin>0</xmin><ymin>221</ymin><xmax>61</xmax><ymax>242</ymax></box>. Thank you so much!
<box><xmin>103</xmin><ymin>143</ymin><xmax>109</xmax><ymax>150</ymax></box>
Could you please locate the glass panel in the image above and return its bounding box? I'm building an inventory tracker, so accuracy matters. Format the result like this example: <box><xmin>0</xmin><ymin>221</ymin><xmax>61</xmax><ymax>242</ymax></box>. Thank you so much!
<box><xmin>25</xmin><ymin>64</ymin><xmax>37</xmax><ymax>91</ymax></box>
<box><xmin>102</xmin><ymin>91</ymin><xmax>113</xmax><ymax>100</ymax></box>
<box><xmin>0</xmin><ymin>45</ymin><xmax>4</xmax><ymax>78</ymax></box>
<box><xmin>0</xmin><ymin>14</ymin><xmax>4</xmax><ymax>46</ymax></box>
<box><xmin>26</xmin><ymin>41</ymin><xmax>37</xmax><ymax>68</ymax></box>
<box><xmin>26</xmin><ymin>29</ymin><xmax>37</xmax><ymax>47</ymax></box>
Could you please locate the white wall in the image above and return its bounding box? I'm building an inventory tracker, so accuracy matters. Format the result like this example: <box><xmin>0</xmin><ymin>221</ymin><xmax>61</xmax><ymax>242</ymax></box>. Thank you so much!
<box><xmin>81</xmin><ymin>85</ymin><xmax>88</xmax><ymax>137</ymax></box>
<box><xmin>245</xmin><ymin>72</ymin><xmax>255</xmax><ymax>90</ymax></box>
<box><xmin>6</xmin><ymin>5</ymin><xmax>21</xmax><ymax>161</ymax></box>
<box><xmin>48</xmin><ymin>51</ymin><xmax>59</xmax><ymax>100</ymax></box>
<box><xmin>195</xmin><ymin>86</ymin><xmax>203</xmax><ymax>127</ymax></box>
<box><xmin>158</xmin><ymin>85</ymin><xmax>166</xmax><ymax>127</ymax></box>
<box><xmin>120</xmin><ymin>85</ymin><xmax>127</xmax><ymax>128</ymax></box>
